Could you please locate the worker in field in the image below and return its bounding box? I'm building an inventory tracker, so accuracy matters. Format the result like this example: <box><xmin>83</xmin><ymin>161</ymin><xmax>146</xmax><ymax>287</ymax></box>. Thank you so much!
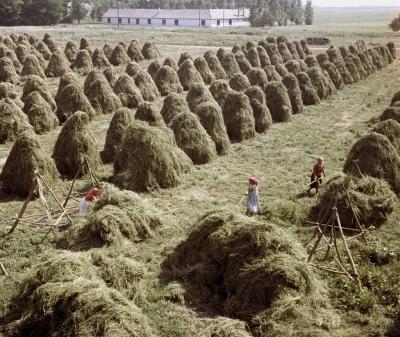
<box><xmin>245</xmin><ymin>177</ymin><xmax>261</xmax><ymax>216</ymax></box>
<box><xmin>79</xmin><ymin>187</ymin><xmax>100</xmax><ymax>215</ymax></box>
<box><xmin>308</xmin><ymin>157</ymin><xmax>325</xmax><ymax>195</ymax></box>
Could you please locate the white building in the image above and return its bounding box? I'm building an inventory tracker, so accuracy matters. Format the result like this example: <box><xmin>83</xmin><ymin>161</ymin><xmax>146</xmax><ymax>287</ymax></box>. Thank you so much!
<box><xmin>101</xmin><ymin>8</ymin><xmax>250</xmax><ymax>28</ymax></box>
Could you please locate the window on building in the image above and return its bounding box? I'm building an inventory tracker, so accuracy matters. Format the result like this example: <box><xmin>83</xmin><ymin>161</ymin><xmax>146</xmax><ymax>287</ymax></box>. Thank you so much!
<box><xmin>217</xmin><ymin>19</ymin><xmax>220</xmax><ymax>26</ymax></box>
<box><xmin>148</xmin><ymin>19</ymin><xmax>151</xmax><ymax>25</ymax></box>
<box><xmin>229</xmin><ymin>19</ymin><xmax>232</xmax><ymax>25</ymax></box>
<box><xmin>175</xmin><ymin>19</ymin><xmax>179</xmax><ymax>26</ymax></box>
<box><xmin>136</xmin><ymin>18</ymin><xmax>140</xmax><ymax>25</ymax></box>
<box><xmin>118</xmin><ymin>18</ymin><xmax>122</xmax><ymax>24</ymax></box>
<box><xmin>162</xmin><ymin>19</ymin><xmax>166</xmax><ymax>25</ymax></box>
<box><xmin>201</xmin><ymin>19</ymin><xmax>206</xmax><ymax>26</ymax></box>
<box><xmin>128</xmin><ymin>18</ymin><xmax>130</xmax><ymax>24</ymax></box>
<box><xmin>107</xmin><ymin>18</ymin><xmax>111</xmax><ymax>24</ymax></box>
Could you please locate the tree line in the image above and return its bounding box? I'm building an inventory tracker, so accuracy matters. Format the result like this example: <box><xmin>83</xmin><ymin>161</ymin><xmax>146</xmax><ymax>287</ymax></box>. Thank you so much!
<box><xmin>0</xmin><ymin>0</ymin><xmax>313</xmax><ymax>26</ymax></box>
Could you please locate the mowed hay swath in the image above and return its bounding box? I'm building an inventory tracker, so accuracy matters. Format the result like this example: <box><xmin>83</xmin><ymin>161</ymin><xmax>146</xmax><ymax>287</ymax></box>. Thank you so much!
<box><xmin>155</xmin><ymin>66</ymin><xmax>183</xmax><ymax>96</ymax></box>
<box><xmin>113</xmin><ymin>121</ymin><xmax>192</xmax><ymax>192</ymax></box>
<box><xmin>170</xmin><ymin>112</ymin><xmax>217</xmax><ymax>165</ymax></box>
<box><xmin>265</xmin><ymin>81</ymin><xmax>292</xmax><ymax>122</ymax></box>
<box><xmin>0</xmin><ymin>130</ymin><xmax>58</xmax><ymax>197</ymax></box>
<box><xmin>101</xmin><ymin>107</ymin><xmax>135</xmax><ymax>163</ymax></box>
<box><xmin>52</xmin><ymin>111</ymin><xmax>100</xmax><ymax>177</ymax></box>
<box><xmin>0</xmin><ymin>98</ymin><xmax>31</xmax><ymax>143</ymax></box>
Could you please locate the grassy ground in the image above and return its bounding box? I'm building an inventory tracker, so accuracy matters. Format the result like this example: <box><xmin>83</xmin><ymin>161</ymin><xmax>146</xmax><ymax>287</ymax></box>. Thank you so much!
<box><xmin>1</xmin><ymin>9</ymin><xmax>400</xmax><ymax>336</ymax></box>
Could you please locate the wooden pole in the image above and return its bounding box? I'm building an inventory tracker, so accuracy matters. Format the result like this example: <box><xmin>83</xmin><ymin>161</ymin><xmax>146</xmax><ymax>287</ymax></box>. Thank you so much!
<box><xmin>63</xmin><ymin>169</ymin><xmax>80</xmax><ymax>208</ymax></box>
<box><xmin>307</xmin><ymin>213</ymin><xmax>332</xmax><ymax>262</ymax></box>
<box><xmin>84</xmin><ymin>157</ymin><xmax>99</xmax><ymax>186</ymax></box>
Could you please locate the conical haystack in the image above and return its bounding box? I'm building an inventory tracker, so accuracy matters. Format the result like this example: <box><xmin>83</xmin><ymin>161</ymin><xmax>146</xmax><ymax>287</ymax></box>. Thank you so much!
<box><xmin>296</xmin><ymin>72</ymin><xmax>320</xmax><ymax>105</ymax></box>
<box><xmin>229</xmin><ymin>73</ymin><xmax>251</xmax><ymax>92</ymax></box>
<box><xmin>216</xmin><ymin>47</ymin><xmax>227</xmax><ymax>62</ymax></box>
<box><xmin>246</xmin><ymin>67</ymin><xmax>268</xmax><ymax>90</ymax></box>
<box><xmin>247</xmin><ymin>47</ymin><xmax>261</xmax><ymax>67</ymax></box>
<box><xmin>0</xmin><ymin>43</ymin><xmax>22</xmax><ymax>72</ymax></box>
<box><xmin>0</xmin><ymin>57</ymin><xmax>19</xmax><ymax>84</ymax></box>
<box><xmin>163</xmin><ymin>57</ymin><xmax>178</xmax><ymax>71</ymax></box>
<box><xmin>263</xmin><ymin>65</ymin><xmax>282</xmax><ymax>82</ymax></box>
<box><xmin>142</xmin><ymin>41</ymin><xmax>158</xmax><ymax>60</ymax></box>
<box><xmin>79</xmin><ymin>37</ymin><xmax>91</xmax><ymax>52</ymax></box>
<box><xmin>23</xmin><ymin>91</ymin><xmax>59</xmax><ymax>134</ymax></box>
<box><xmin>127</xmin><ymin>41</ymin><xmax>144</xmax><ymax>62</ymax></box>
<box><xmin>249</xmin><ymin>97</ymin><xmax>272</xmax><ymax>133</ymax></box>
<box><xmin>285</xmin><ymin>60</ymin><xmax>302</xmax><ymax>75</ymax></box>
<box><xmin>387</xmin><ymin>41</ymin><xmax>396</xmax><ymax>59</ymax></box>
<box><xmin>45</xmin><ymin>50</ymin><xmax>70</xmax><ymax>77</ymax></box>
<box><xmin>294</xmin><ymin>40</ymin><xmax>305</xmax><ymax>59</ymax></box>
<box><xmin>265</xmin><ymin>81</ymin><xmax>292</xmax><ymax>122</ymax></box>
<box><xmin>287</xmin><ymin>41</ymin><xmax>300</xmax><ymax>59</ymax></box>
<box><xmin>22</xmin><ymin>75</ymin><xmax>56</xmax><ymax>111</ymax></box>
<box><xmin>307</xmin><ymin>66</ymin><xmax>329</xmax><ymax>99</ymax></box>
<box><xmin>186</xmin><ymin>82</ymin><xmax>217</xmax><ymax>112</ymax></box>
<box><xmin>135</xmin><ymin>102</ymin><xmax>165</xmax><ymax>127</ymax></box>
<box><xmin>15</xmin><ymin>44</ymin><xmax>30</xmax><ymax>63</ymax></box>
<box><xmin>265</xmin><ymin>43</ymin><xmax>284</xmax><ymax>65</ymax></box>
<box><xmin>177</xmin><ymin>59</ymin><xmax>204</xmax><ymax>91</ymax></box>
<box><xmin>344</xmin><ymin>56</ymin><xmax>360</xmax><ymax>82</ymax></box>
<box><xmin>147</xmin><ymin>59</ymin><xmax>162</xmax><ymax>80</ymax></box>
<box><xmin>380</xmin><ymin>107</ymin><xmax>400</xmax><ymax>123</ymax></box>
<box><xmin>64</xmin><ymin>40</ymin><xmax>79</xmax><ymax>63</ymax></box>
<box><xmin>113</xmin><ymin>121</ymin><xmax>192</xmax><ymax>191</ymax></box>
<box><xmin>321</xmin><ymin>62</ymin><xmax>344</xmax><ymax>90</ymax></box>
<box><xmin>113</xmin><ymin>74</ymin><xmax>144</xmax><ymax>108</ymax></box>
<box><xmin>154</xmin><ymin>65</ymin><xmax>183</xmax><ymax>96</ymax></box>
<box><xmin>210</xmin><ymin>79</ymin><xmax>231</xmax><ymax>108</ymax></box>
<box><xmin>371</xmin><ymin>119</ymin><xmax>400</xmax><ymax>154</ymax></box>
<box><xmin>206</xmin><ymin>55</ymin><xmax>227</xmax><ymax>80</ymax></box>
<box><xmin>1</xmin><ymin>130</ymin><xmax>58</xmax><ymax>196</ymax></box>
<box><xmin>194</xmin><ymin>57</ymin><xmax>215</xmax><ymax>85</ymax></box>
<box><xmin>0</xmin><ymin>82</ymin><xmax>23</xmax><ymax>108</ymax></box>
<box><xmin>221</xmin><ymin>53</ymin><xmax>241</xmax><ymax>78</ymax></box>
<box><xmin>222</xmin><ymin>92</ymin><xmax>256</xmax><ymax>142</ymax></box>
<box><xmin>20</xmin><ymin>55</ymin><xmax>45</xmax><ymax>78</ymax></box>
<box><xmin>31</xmin><ymin>49</ymin><xmax>47</xmax><ymax>70</ymax></box>
<box><xmin>92</xmin><ymin>48</ymin><xmax>111</xmax><ymax>69</ymax></box>
<box><xmin>282</xmin><ymin>74</ymin><xmax>303</xmax><ymax>114</ymax></box>
<box><xmin>257</xmin><ymin>46</ymin><xmax>271</xmax><ymax>67</ymax></box>
<box><xmin>305</xmin><ymin>55</ymin><xmax>319</xmax><ymax>68</ymax></box>
<box><xmin>178</xmin><ymin>52</ymin><xmax>193</xmax><ymax>67</ymax></box>
<box><xmin>71</xmin><ymin>50</ymin><xmax>93</xmax><ymax>75</ymax></box>
<box><xmin>52</xmin><ymin>111</ymin><xmax>100</xmax><ymax>177</ymax></box>
<box><xmin>160</xmin><ymin>93</ymin><xmax>190</xmax><ymax>125</ymax></box>
<box><xmin>274</xmin><ymin>63</ymin><xmax>289</xmax><ymax>77</ymax></box>
<box><xmin>54</xmin><ymin>72</ymin><xmax>80</xmax><ymax>105</ymax></box>
<box><xmin>36</xmin><ymin>41</ymin><xmax>51</xmax><ymax>60</ymax></box>
<box><xmin>110</xmin><ymin>45</ymin><xmax>130</xmax><ymax>66</ymax></box>
<box><xmin>126</xmin><ymin>62</ymin><xmax>141</xmax><ymax>77</ymax></box>
<box><xmin>0</xmin><ymin>98</ymin><xmax>31</xmax><ymax>143</ymax></box>
<box><xmin>134</xmin><ymin>70</ymin><xmax>160</xmax><ymax>101</ymax></box>
<box><xmin>278</xmin><ymin>42</ymin><xmax>292</xmax><ymax>63</ymax></box>
<box><xmin>103</xmin><ymin>43</ymin><xmax>113</xmax><ymax>60</ymax></box>
<box><xmin>170</xmin><ymin>112</ymin><xmax>217</xmax><ymax>165</ymax></box>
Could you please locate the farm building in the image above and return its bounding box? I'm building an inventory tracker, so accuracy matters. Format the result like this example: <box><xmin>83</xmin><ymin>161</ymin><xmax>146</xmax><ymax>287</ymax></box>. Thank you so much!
<box><xmin>101</xmin><ymin>8</ymin><xmax>250</xmax><ymax>27</ymax></box>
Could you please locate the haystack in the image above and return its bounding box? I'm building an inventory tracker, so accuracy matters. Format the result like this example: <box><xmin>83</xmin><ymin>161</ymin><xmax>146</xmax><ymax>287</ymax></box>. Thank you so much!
<box><xmin>109</xmin><ymin>45</ymin><xmax>130</xmax><ymax>66</ymax></box>
<box><xmin>266</xmin><ymin>36</ymin><xmax>277</xmax><ymax>44</ymax></box>
<box><xmin>327</xmin><ymin>47</ymin><xmax>343</xmax><ymax>64</ymax></box>
<box><xmin>391</xmin><ymin>92</ymin><xmax>400</xmax><ymax>107</ymax></box>
<box><xmin>300</xmin><ymin>39</ymin><xmax>312</xmax><ymax>55</ymax></box>
<box><xmin>0</xmin><ymin>82</ymin><xmax>23</xmax><ymax>108</ymax></box>
<box><xmin>321</xmin><ymin>62</ymin><xmax>344</xmax><ymax>90</ymax></box>
<box><xmin>348</xmin><ymin>45</ymin><xmax>359</xmax><ymax>55</ymax></box>
<box><xmin>246</xmin><ymin>47</ymin><xmax>261</xmax><ymax>68</ymax></box>
<box><xmin>160</xmin><ymin>93</ymin><xmax>190</xmax><ymax>125</ymax></box>
<box><xmin>206</xmin><ymin>55</ymin><xmax>227</xmax><ymax>80</ymax></box>
<box><xmin>286</xmin><ymin>41</ymin><xmax>300</xmax><ymax>60</ymax></box>
<box><xmin>163</xmin><ymin>57</ymin><xmax>179</xmax><ymax>71</ymax></box>
<box><xmin>178</xmin><ymin>52</ymin><xmax>193</xmax><ymax>67</ymax></box>
<box><xmin>358</xmin><ymin>52</ymin><xmax>374</xmax><ymax>76</ymax></box>
<box><xmin>147</xmin><ymin>59</ymin><xmax>162</xmax><ymax>80</ymax></box>
<box><xmin>380</xmin><ymin>107</ymin><xmax>400</xmax><ymax>123</ymax></box>
<box><xmin>235</xmin><ymin>52</ymin><xmax>252</xmax><ymax>74</ymax></box>
<box><xmin>103</xmin><ymin>43</ymin><xmax>113</xmax><ymax>60</ymax></box>
<box><xmin>0</xmin><ymin>57</ymin><xmax>19</xmax><ymax>84</ymax></box>
<box><xmin>232</xmin><ymin>44</ymin><xmax>242</xmax><ymax>54</ymax></box>
<box><xmin>312</xmin><ymin>173</ymin><xmax>396</xmax><ymax>228</ymax></box>
<box><xmin>210</xmin><ymin>79</ymin><xmax>231</xmax><ymax>108</ymax></box>
<box><xmin>285</xmin><ymin>60</ymin><xmax>302</xmax><ymax>75</ymax></box>
<box><xmin>278</xmin><ymin>42</ymin><xmax>292</xmax><ymax>63</ymax></box>
<box><xmin>0</xmin><ymin>43</ymin><xmax>21</xmax><ymax>72</ymax></box>
<box><xmin>3</xmin><ymin>36</ymin><xmax>16</xmax><ymax>50</ymax></box>
<box><xmin>246</xmin><ymin>68</ymin><xmax>268</xmax><ymax>90</ymax></box>
<box><xmin>265</xmin><ymin>81</ymin><xmax>292</xmax><ymax>122</ymax></box>
<box><xmin>118</xmin><ymin>41</ymin><xmax>127</xmax><ymax>51</ymax></box>
<box><xmin>344</xmin><ymin>56</ymin><xmax>360</xmax><ymax>82</ymax></box>
<box><xmin>339</xmin><ymin>46</ymin><xmax>350</xmax><ymax>59</ymax></box>
<box><xmin>126</xmin><ymin>62</ymin><xmax>141</xmax><ymax>77</ymax></box>
<box><xmin>21</xmin><ymin>55</ymin><xmax>45</xmax><ymax>78</ymax></box>
<box><xmin>22</xmin><ymin>75</ymin><xmax>56</xmax><ymax>111</ymax></box>
<box><xmin>23</xmin><ymin>91</ymin><xmax>59</xmax><ymax>134</ymax></box>
<box><xmin>0</xmin><ymin>130</ymin><xmax>57</xmax><ymax>196</ymax></box>
<box><xmin>52</xmin><ymin>111</ymin><xmax>100</xmax><ymax>177</ymax></box>
<box><xmin>134</xmin><ymin>70</ymin><xmax>160</xmax><ymax>101</ymax></box>
<box><xmin>79</xmin><ymin>37</ymin><xmax>90</xmax><ymax>51</ymax></box>
<box><xmin>71</xmin><ymin>50</ymin><xmax>93</xmax><ymax>75</ymax></box>
<box><xmin>194</xmin><ymin>56</ymin><xmax>215</xmax><ymax>85</ymax></box>
<box><xmin>142</xmin><ymin>41</ymin><xmax>158</xmax><ymax>60</ymax></box>
<box><xmin>265</xmin><ymin>43</ymin><xmax>283</xmax><ymax>65</ymax></box>
<box><xmin>32</xmin><ymin>49</ymin><xmax>47</xmax><ymax>69</ymax></box>
<box><xmin>135</xmin><ymin>102</ymin><xmax>165</xmax><ymax>127</ymax></box>
<box><xmin>45</xmin><ymin>37</ymin><xmax>58</xmax><ymax>53</ymax></box>
<box><xmin>103</xmin><ymin>66</ymin><xmax>118</xmax><ymax>88</ymax></box>
<box><xmin>36</xmin><ymin>41</ymin><xmax>52</xmax><ymax>60</ymax></box>
<box><xmin>335</xmin><ymin>61</ymin><xmax>354</xmax><ymax>85</ymax></box>
<box><xmin>294</xmin><ymin>40</ymin><xmax>306</xmax><ymax>59</ymax></box>
<box><xmin>244</xmin><ymin>85</ymin><xmax>265</xmax><ymax>104</ymax></box>
<box><xmin>154</xmin><ymin>65</ymin><xmax>183</xmax><ymax>96</ymax></box>
<box><xmin>350</xmin><ymin>54</ymin><xmax>367</xmax><ymax>80</ymax></box>
<box><xmin>15</xmin><ymin>44</ymin><xmax>30</xmax><ymax>63</ymax></box>
<box><xmin>263</xmin><ymin>65</ymin><xmax>282</xmax><ymax>82</ymax></box>
<box><xmin>216</xmin><ymin>47</ymin><xmax>227</xmax><ymax>62</ymax></box>
<box><xmin>221</xmin><ymin>53</ymin><xmax>241</xmax><ymax>78</ymax></box>
<box><xmin>0</xmin><ymin>98</ymin><xmax>31</xmax><ymax>143</ymax></box>
<box><xmin>257</xmin><ymin>46</ymin><xmax>271</xmax><ymax>67</ymax></box>
<box><xmin>304</xmin><ymin>55</ymin><xmax>319</xmax><ymax>68</ymax></box>
<box><xmin>222</xmin><ymin>92</ymin><xmax>255</xmax><ymax>142</ymax></box>
<box><xmin>45</xmin><ymin>50</ymin><xmax>70</xmax><ymax>77</ymax></box>
<box><xmin>177</xmin><ymin>59</ymin><xmax>204</xmax><ymax>91</ymax></box>
<box><xmin>321</xmin><ymin>68</ymin><xmax>337</xmax><ymax>97</ymax></box>
<box><xmin>247</xmin><ymin>92</ymin><xmax>272</xmax><ymax>133</ymax></box>
<box><xmin>64</xmin><ymin>40</ymin><xmax>79</xmax><ymax>63</ymax></box>
<box><xmin>186</xmin><ymin>82</ymin><xmax>217</xmax><ymax>112</ymax></box>
<box><xmin>368</xmin><ymin>48</ymin><xmax>384</xmax><ymax>70</ymax></box>
<box><xmin>276</xmin><ymin>35</ymin><xmax>287</xmax><ymax>44</ymax></box>
<box><xmin>113</xmin><ymin>74</ymin><xmax>144</xmax><ymax>108</ymax></box>
<box><xmin>85</xmin><ymin>76</ymin><xmax>122</xmax><ymax>115</ymax></box>
<box><xmin>56</xmin><ymin>84</ymin><xmax>96</xmax><ymax>122</ymax></box>
<box><xmin>113</xmin><ymin>121</ymin><xmax>192</xmax><ymax>191</ymax></box>
<box><xmin>164</xmin><ymin>210</ymin><xmax>338</xmax><ymax>336</ymax></box>
<box><xmin>229</xmin><ymin>73</ymin><xmax>251</xmax><ymax>92</ymax></box>
<box><xmin>101</xmin><ymin>107</ymin><xmax>135</xmax><ymax>164</ymax></box>
<box><xmin>127</xmin><ymin>41</ymin><xmax>144</xmax><ymax>62</ymax></box>
<box><xmin>274</xmin><ymin>63</ymin><xmax>289</xmax><ymax>77</ymax></box>
<box><xmin>170</xmin><ymin>112</ymin><xmax>217</xmax><ymax>165</ymax></box>
<box><xmin>245</xmin><ymin>41</ymin><xmax>257</xmax><ymax>50</ymax></box>
<box><xmin>203</xmin><ymin>50</ymin><xmax>216</xmax><ymax>60</ymax></box>
<box><xmin>193</xmin><ymin>102</ymin><xmax>230</xmax><ymax>155</ymax></box>
<box><xmin>92</xmin><ymin>48</ymin><xmax>111</xmax><ymax>69</ymax></box>
<box><xmin>282</xmin><ymin>74</ymin><xmax>303</xmax><ymax>114</ymax></box>
<box><xmin>377</xmin><ymin>45</ymin><xmax>392</xmax><ymax>65</ymax></box>
<box><xmin>10</xmin><ymin>33</ymin><xmax>19</xmax><ymax>44</ymax></box>
<box><xmin>387</xmin><ymin>42</ymin><xmax>396</xmax><ymax>59</ymax></box>
<box><xmin>343</xmin><ymin>132</ymin><xmax>400</xmax><ymax>194</ymax></box>
<box><xmin>371</xmin><ymin>119</ymin><xmax>400</xmax><ymax>154</ymax></box>
<box><xmin>54</xmin><ymin>72</ymin><xmax>80</xmax><ymax>104</ymax></box>
<box><xmin>307</xmin><ymin>66</ymin><xmax>329</xmax><ymax>99</ymax></box>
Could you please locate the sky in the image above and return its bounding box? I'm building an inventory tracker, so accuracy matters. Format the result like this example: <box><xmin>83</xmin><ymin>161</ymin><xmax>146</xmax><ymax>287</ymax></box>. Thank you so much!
<box><xmin>312</xmin><ymin>0</ymin><xmax>400</xmax><ymax>7</ymax></box>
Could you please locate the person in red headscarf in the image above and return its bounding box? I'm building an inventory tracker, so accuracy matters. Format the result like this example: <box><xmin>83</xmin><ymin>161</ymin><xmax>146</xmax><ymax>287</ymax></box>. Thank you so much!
<box><xmin>246</xmin><ymin>177</ymin><xmax>260</xmax><ymax>216</ymax></box>
<box><xmin>79</xmin><ymin>190</ymin><xmax>97</xmax><ymax>216</ymax></box>
<box><xmin>308</xmin><ymin>157</ymin><xmax>325</xmax><ymax>194</ymax></box>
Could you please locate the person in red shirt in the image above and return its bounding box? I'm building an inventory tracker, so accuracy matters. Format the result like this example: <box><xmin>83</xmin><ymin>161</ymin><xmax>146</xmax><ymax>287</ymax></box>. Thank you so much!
<box><xmin>308</xmin><ymin>157</ymin><xmax>325</xmax><ymax>194</ymax></box>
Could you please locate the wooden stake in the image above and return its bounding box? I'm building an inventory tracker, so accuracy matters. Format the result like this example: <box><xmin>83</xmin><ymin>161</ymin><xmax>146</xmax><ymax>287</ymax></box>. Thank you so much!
<box><xmin>307</xmin><ymin>213</ymin><xmax>332</xmax><ymax>262</ymax></box>
<box><xmin>63</xmin><ymin>168</ymin><xmax>80</xmax><ymax>208</ymax></box>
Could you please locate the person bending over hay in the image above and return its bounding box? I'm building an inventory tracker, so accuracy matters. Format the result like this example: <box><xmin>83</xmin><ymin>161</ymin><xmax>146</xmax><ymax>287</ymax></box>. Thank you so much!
<box><xmin>307</xmin><ymin>157</ymin><xmax>325</xmax><ymax>195</ymax></box>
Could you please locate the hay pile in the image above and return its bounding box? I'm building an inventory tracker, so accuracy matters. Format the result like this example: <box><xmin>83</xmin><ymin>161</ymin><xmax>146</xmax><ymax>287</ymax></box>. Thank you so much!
<box><xmin>304</xmin><ymin>55</ymin><xmax>319</xmax><ymax>68</ymax></box>
<box><xmin>15</xmin><ymin>44</ymin><xmax>30</xmax><ymax>63</ymax></box>
<box><xmin>71</xmin><ymin>50</ymin><xmax>93</xmax><ymax>75</ymax></box>
<box><xmin>282</xmin><ymin>73</ymin><xmax>303</xmax><ymax>114</ymax></box>
<box><xmin>263</xmin><ymin>65</ymin><xmax>282</xmax><ymax>82</ymax></box>
<box><xmin>380</xmin><ymin>108</ymin><xmax>400</xmax><ymax>124</ymax></box>
<box><xmin>294</xmin><ymin>40</ymin><xmax>306</xmax><ymax>59</ymax></box>
<box><xmin>210</xmin><ymin>79</ymin><xmax>231</xmax><ymax>108</ymax></box>
<box><xmin>163</xmin><ymin>57</ymin><xmax>178</xmax><ymax>71</ymax></box>
<box><xmin>300</xmin><ymin>39</ymin><xmax>312</xmax><ymax>55</ymax></box>
<box><xmin>229</xmin><ymin>73</ymin><xmax>251</xmax><ymax>92</ymax></box>
<box><xmin>103</xmin><ymin>43</ymin><xmax>113</xmax><ymax>60</ymax></box>
<box><xmin>216</xmin><ymin>48</ymin><xmax>227</xmax><ymax>62</ymax></box>
<box><xmin>135</xmin><ymin>102</ymin><xmax>165</xmax><ymax>127</ymax></box>
<box><xmin>92</xmin><ymin>48</ymin><xmax>111</xmax><ymax>69</ymax></box>
<box><xmin>350</xmin><ymin>54</ymin><xmax>367</xmax><ymax>80</ymax></box>
<box><xmin>368</xmin><ymin>48</ymin><xmax>384</xmax><ymax>70</ymax></box>
<box><xmin>64</xmin><ymin>40</ymin><xmax>79</xmax><ymax>63</ymax></box>
<box><xmin>0</xmin><ymin>82</ymin><xmax>23</xmax><ymax>107</ymax></box>
<box><xmin>205</xmin><ymin>55</ymin><xmax>227</xmax><ymax>80</ymax></box>
<box><xmin>54</xmin><ymin>71</ymin><xmax>80</xmax><ymax>104</ymax></box>
<box><xmin>177</xmin><ymin>59</ymin><xmax>204</xmax><ymax>91</ymax></box>
<box><xmin>44</xmin><ymin>37</ymin><xmax>58</xmax><ymax>53</ymax></box>
<box><xmin>127</xmin><ymin>41</ymin><xmax>144</xmax><ymax>62</ymax></box>
<box><xmin>343</xmin><ymin>56</ymin><xmax>361</xmax><ymax>82</ymax></box>
<box><xmin>358</xmin><ymin>52</ymin><xmax>374</xmax><ymax>76</ymax></box>
<box><xmin>265</xmin><ymin>81</ymin><xmax>292</xmax><ymax>122</ymax></box>
<box><xmin>285</xmin><ymin>60</ymin><xmax>302</xmax><ymax>75</ymax></box>
<box><xmin>142</xmin><ymin>41</ymin><xmax>158</xmax><ymax>60</ymax></box>
<box><xmin>23</xmin><ymin>91</ymin><xmax>59</xmax><ymax>134</ymax></box>
<box><xmin>343</xmin><ymin>132</ymin><xmax>400</xmax><ymax>194</ymax></box>
<box><xmin>31</xmin><ymin>49</ymin><xmax>47</xmax><ymax>69</ymax></box>
<box><xmin>222</xmin><ymin>92</ymin><xmax>255</xmax><ymax>142</ymax></box>
<box><xmin>312</xmin><ymin>173</ymin><xmax>396</xmax><ymax>228</ymax></box>
<box><xmin>307</xmin><ymin>66</ymin><xmax>329</xmax><ymax>99</ymax></box>
<box><xmin>103</xmin><ymin>66</ymin><xmax>118</xmax><ymax>87</ymax></box>
<box><xmin>113</xmin><ymin>120</ymin><xmax>192</xmax><ymax>191</ymax></box>
<box><xmin>246</xmin><ymin>67</ymin><xmax>268</xmax><ymax>90</ymax></box>
<box><xmin>0</xmin><ymin>98</ymin><xmax>31</xmax><ymax>143</ymax></box>
<box><xmin>164</xmin><ymin>210</ymin><xmax>338</xmax><ymax>336</ymax></box>
<box><xmin>265</xmin><ymin>43</ymin><xmax>283</xmax><ymax>65</ymax></box>
<box><xmin>257</xmin><ymin>46</ymin><xmax>271</xmax><ymax>67</ymax></box>
<box><xmin>278</xmin><ymin>42</ymin><xmax>292</xmax><ymax>63</ymax></box>
<box><xmin>194</xmin><ymin>57</ymin><xmax>215</xmax><ymax>85</ymax></box>
<box><xmin>274</xmin><ymin>63</ymin><xmax>289</xmax><ymax>77</ymax></box>
<box><xmin>287</xmin><ymin>41</ymin><xmax>300</xmax><ymax>59</ymax></box>
<box><xmin>126</xmin><ymin>62</ymin><xmax>141</xmax><ymax>77</ymax></box>
<box><xmin>148</xmin><ymin>59</ymin><xmax>162</xmax><ymax>80</ymax></box>
<box><xmin>170</xmin><ymin>112</ymin><xmax>217</xmax><ymax>165</ymax></box>
<box><xmin>110</xmin><ymin>45</ymin><xmax>130</xmax><ymax>66</ymax></box>
<box><xmin>235</xmin><ymin>52</ymin><xmax>252</xmax><ymax>74</ymax></box>
<box><xmin>45</xmin><ymin>50</ymin><xmax>70</xmax><ymax>77</ymax></box>
<box><xmin>186</xmin><ymin>82</ymin><xmax>217</xmax><ymax>112</ymax></box>
<box><xmin>0</xmin><ymin>57</ymin><xmax>19</xmax><ymax>84</ymax></box>
<box><xmin>154</xmin><ymin>65</ymin><xmax>183</xmax><ymax>96</ymax></box>
<box><xmin>0</xmin><ymin>130</ymin><xmax>58</xmax><ymax>196</ymax></box>
<box><xmin>372</xmin><ymin>119</ymin><xmax>400</xmax><ymax>154</ymax></box>
<box><xmin>134</xmin><ymin>70</ymin><xmax>160</xmax><ymax>101</ymax></box>
<box><xmin>245</xmin><ymin>86</ymin><xmax>272</xmax><ymax>133</ymax></box>
<box><xmin>22</xmin><ymin>75</ymin><xmax>56</xmax><ymax>111</ymax></box>
<box><xmin>160</xmin><ymin>93</ymin><xmax>190</xmax><ymax>125</ymax></box>
<box><xmin>36</xmin><ymin>41</ymin><xmax>51</xmax><ymax>60</ymax></box>
<box><xmin>178</xmin><ymin>52</ymin><xmax>193</xmax><ymax>66</ymax></box>
<box><xmin>221</xmin><ymin>53</ymin><xmax>241</xmax><ymax>78</ymax></box>
<box><xmin>246</xmin><ymin>47</ymin><xmax>261</xmax><ymax>67</ymax></box>
<box><xmin>79</xmin><ymin>37</ymin><xmax>92</xmax><ymax>53</ymax></box>
<box><xmin>101</xmin><ymin>107</ymin><xmax>135</xmax><ymax>163</ymax></box>
<box><xmin>114</xmin><ymin>74</ymin><xmax>144</xmax><ymax>108</ymax></box>
<box><xmin>56</xmin><ymin>84</ymin><xmax>95</xmax><ymax>122</ymax></box>
<box><xmin>52</xmin><ymin>111</ymin><xmax>100</xmax><ymax>177</ymax></box>
<box><xmin>296</xmin><ymin>72</ymin><xmax>320</xmax><ymax>106</ymax></box>
<box><xmin>320</xmin><ymin>61</ymin><xmax>344</xmax><ymax>90</ymax></box>
<box><xmin>387</xmin><ymin>42</ymin><xmax>396</xmax><ymax>59</ymax></box>
<box><xmin>20</xmin><ymin>55</ymin><xmax>45</xmax><ymax>78</ymax></box>
<box><xmin>266</xmin><ymin>36</ymin><xmax>277</xmax><ymax>44</ymax></box>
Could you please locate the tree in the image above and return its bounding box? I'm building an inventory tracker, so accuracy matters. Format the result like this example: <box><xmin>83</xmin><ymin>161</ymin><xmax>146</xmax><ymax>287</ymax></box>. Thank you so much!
<box><xmin>21</xmin><ymin>0</ymin><xmax>64</xmax><ymax>25</ymax></box>
<box><xmin>71</xmin><ymin>0</ymin><xmax>86</xmax><ymax>23</ymax></box>
<box><xmin>389</xmin><ymin>14</ymin><xmax>400</xmax><ymax>32</ymax></box>
<box><xmin>304</xmin><ymin>0</ymin><xmax>313</xmax><ymax>25</ymax></box>
<box><xmin>91</xmin><ymin>0</ymin><xmax>109</xmax><ymax>22</ymax></box>
<box><xmin>0</xmin><ymin>0</ymin><xmax>23</xmax><ymax>26</ymax></box>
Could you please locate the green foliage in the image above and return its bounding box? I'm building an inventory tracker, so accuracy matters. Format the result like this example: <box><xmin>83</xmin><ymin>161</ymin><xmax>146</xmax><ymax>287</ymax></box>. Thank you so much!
<box><xmin>389</xmin><ymin>14</ymin><xmax>400</xmax><ymax>32</ymax></box>
<box><xmin>70</xmin><ymin>0</ymin><xmax>86</xmax><ymax>23</ymax></box>
<box><xmin>21</xmin><ymin>0</ymin><xmax>64</xmax><ymax>25</ymax></box>
<box><xmin>304</xmin><ymin>0</ymin><xmax>313</xmax><ymax>25</ymax></box>
<box><xmin>0</xmin><ymin>0</ymin><xmax>23</xmax><ymax>26</ymax></box>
